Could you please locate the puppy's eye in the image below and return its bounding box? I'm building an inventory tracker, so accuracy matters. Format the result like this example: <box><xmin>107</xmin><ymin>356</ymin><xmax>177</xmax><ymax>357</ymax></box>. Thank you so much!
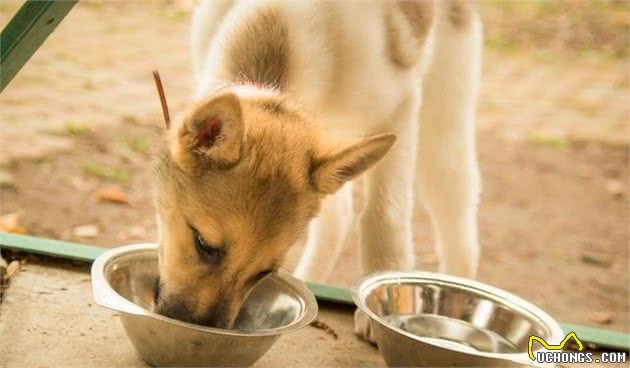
<box><xmin>191</xmin><ymin>227</ymin><xmax>225</xmax><ymax>263</ymax></box>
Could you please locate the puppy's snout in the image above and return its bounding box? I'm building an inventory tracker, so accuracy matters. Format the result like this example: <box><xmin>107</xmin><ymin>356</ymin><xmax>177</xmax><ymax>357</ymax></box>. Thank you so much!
<box><xmin>154</xmin><ymin>298</ymin><xmax>194</xmax><ymax>323</ymax></box>
<box><xmin>155</xmin><ymin>294</ymin><xmax>235</xmax><ymax>329</ymax></box>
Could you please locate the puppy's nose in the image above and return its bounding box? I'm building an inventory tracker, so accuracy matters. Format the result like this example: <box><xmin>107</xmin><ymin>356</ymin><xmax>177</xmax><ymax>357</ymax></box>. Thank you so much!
<box><xmin>155</xmin><ymin>298</ymin><xmax>196</xmax><ymax>324</ymax></box>
<box><xmin>156</xmin><ymin>298</ymin><xmax>234</xmax><ymax>329</ymax></box>
<box><xmin>200</xmin><ymin>303</ymin><xmax>233</xmax><ymax>329</ymax></box>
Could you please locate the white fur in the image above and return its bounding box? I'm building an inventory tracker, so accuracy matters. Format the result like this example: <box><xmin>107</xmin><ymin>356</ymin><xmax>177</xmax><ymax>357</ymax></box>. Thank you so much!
<box><xmin>191</xmin><ymin>0</ymin><xmax>482</xmax><ymax>281</ymax></box>
<box><xmin>294</xmin><ymin>182</ymin><xmax>354</xmax><ymax>279</ymax></box>
<box><xmin>416</xmin><ymin>6</ymin><xmax>482</xmax><ymax>278</ymax></box>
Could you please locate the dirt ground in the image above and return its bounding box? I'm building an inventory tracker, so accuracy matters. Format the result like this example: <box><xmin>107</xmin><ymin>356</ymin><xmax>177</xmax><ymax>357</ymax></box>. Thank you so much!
<box><xmin>0</xmin><ymin>0</ymin><xmax>628</xmax><ymax>339</ymax></box>
<box><xmin>0</xmin><ymin>261</ymin><xmax>385</xmax><ymax>368</ymax></box>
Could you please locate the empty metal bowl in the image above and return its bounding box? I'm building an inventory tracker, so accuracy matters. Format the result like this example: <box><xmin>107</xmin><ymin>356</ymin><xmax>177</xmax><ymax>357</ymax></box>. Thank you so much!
<box><xmin>353</xmin><ymin>271</ymin><xmax>564</xmax><ymax>367</ymax></box>
<box><xmin>91</xmin><ymin>243</ymin><xmax>317</xmax><ymax>367</ymax></box>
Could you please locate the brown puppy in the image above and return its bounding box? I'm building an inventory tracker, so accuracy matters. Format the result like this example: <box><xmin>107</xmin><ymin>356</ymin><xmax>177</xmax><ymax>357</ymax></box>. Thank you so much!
<box><xmin>154</xmin><ymin>86</ymin><xmax>395</xmax><ymax>327</ymax></box>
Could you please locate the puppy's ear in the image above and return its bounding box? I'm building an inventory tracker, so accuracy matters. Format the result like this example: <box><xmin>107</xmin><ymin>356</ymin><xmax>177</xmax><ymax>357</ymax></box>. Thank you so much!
<box><xmin>311</xmin><ymin>133</ymin><xmax>396</xmax><ymax>194</ymax></box>
<box><xmin>171</xmin><ymin>93</ymin><xmax>244</xmax><ymax>171</ymax></box>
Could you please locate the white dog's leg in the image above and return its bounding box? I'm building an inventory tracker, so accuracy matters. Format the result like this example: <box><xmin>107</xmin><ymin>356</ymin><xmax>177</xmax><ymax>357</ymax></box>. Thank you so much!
<box><xmin>360</xmin><ymin>98</ymin><xmax>419</xmax><ymax>274</ymax></box>
<box><xmin>416</xmin><ymin>10</ymin><xmax>482</xmax><ymax>279</ymax></box>
<box><xmin>293</xmin><ymin>182</ymin><xmax>353</xmax><ymax>283</ymax></box>
<box><xmin>354</xmin><ymin>98</ymin><xmax>418</xmax><ymax>342</ymax></box>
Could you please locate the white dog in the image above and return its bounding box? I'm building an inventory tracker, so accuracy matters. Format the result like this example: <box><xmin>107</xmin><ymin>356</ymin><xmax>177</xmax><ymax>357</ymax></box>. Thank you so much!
<box><xmin>153</xmin><ymin>0</ymin><xmax>481</xmax><ymax>334</ymax></box>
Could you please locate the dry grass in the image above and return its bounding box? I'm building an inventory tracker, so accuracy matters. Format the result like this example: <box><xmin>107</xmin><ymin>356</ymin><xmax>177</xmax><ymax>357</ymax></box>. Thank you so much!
<box><xmin>482</xmin><ymin>0</ymin><xmax>630</xmax><ymax>58</ymax></box>
<box><xmin>82</xmin><ymin>162</ymin><xmax>130</xmax><ymax>183</ymax></box>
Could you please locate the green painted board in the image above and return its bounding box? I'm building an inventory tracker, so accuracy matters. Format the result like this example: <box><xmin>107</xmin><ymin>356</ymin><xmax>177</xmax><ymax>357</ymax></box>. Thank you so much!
<box><xmin>0</xmin><ymin>232</ymin><xmax>105</xmax><ymax>262</ymax></box>
<box><xmin>1</xmin><ymin>231</ymin><xmax>628</xmax><ymax>351</ymax></box>
<box><xmin>561</xmin><ymin>323</ymin><xmax>630</xmax><ymax>351</ymax></box>
<box><xmin>306</xmin><ymin>281</ymin><xmax>353</xmax><ymax>305</ymax></box>
<box><xmin>0</xmin><ymin>0</ymin><xmax>77</xmax><ymax>92</ymax></box>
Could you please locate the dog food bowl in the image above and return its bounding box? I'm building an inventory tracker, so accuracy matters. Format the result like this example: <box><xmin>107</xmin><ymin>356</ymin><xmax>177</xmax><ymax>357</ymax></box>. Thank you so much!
<box><xmin>353</xmin><ymin>271</ymin><xmax>564</xmax><ymax>367</ymax></box>
<box><xmin>91</xmin><ymin>243</ymin><xmax>317</xmax><ymax>367</ymax></box>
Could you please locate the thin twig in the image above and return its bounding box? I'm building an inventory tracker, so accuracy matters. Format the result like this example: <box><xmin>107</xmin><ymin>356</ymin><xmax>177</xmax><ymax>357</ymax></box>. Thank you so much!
<box><xmin>152</xmin><ymin>70</ymin><xmax>171</xmax><ymax>129</ymax></box>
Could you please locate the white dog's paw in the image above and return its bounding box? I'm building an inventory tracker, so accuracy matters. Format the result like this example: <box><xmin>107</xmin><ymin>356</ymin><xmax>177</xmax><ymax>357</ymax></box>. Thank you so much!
<box><xmin>353</xmin><ymin>309</ymin><xmax>376</xmax><ymax>344</ymax></box>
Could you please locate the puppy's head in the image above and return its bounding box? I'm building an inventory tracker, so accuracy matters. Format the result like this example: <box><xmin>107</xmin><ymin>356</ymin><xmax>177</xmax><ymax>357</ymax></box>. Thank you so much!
<box><xmin>154</xmin><ymin>87</ymin><xmax>395</xmax><ymax>328</ymax></box>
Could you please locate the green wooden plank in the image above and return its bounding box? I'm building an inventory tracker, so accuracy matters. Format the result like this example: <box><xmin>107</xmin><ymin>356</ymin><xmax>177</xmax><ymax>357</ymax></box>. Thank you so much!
<box><xmin>0</xmin><ymin>232</ymin><xmax>105</xmax><ymax>262</ymax></box>
<box><xmin>562</xmin><ymin>323</ymin><xmax>630</xmax><ymax>351</ymax></box>
<box><xmin>306</xmin><ymin>282</ymin><xmax>353</xmax><ymax>305</ymax></box>
<box><xmin>0</xmin><ymin>0</ymin><xmax>77</xmax><ymax>92</ymax></box>
<box><xmin>1</xmin><ymin>231</ymin><xmax>628</xmax><ymax>351</ymax></box>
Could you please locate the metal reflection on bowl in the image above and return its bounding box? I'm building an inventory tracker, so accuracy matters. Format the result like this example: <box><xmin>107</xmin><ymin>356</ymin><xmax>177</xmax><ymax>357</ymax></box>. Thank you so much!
<box><xmin>353</xmin><ymin>271</ymin><xmax>564</xmax><ymax>367</ymax></box>
<box><xmin>91</xmin><ymin>243</ymin><xmax>317</xmax><ymax>367</ymax></box>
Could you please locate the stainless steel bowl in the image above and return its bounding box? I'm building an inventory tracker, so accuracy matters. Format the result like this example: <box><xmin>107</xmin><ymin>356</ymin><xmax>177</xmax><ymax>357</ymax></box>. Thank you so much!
<box><xmin>353</xmin><ymin>271</ymin><xmax>564</xmax><ymax>367</ymax></box>
<box><xmin>91</xmin><ymin>243</ymin><xmax>317</xmax><ymax>367</ymax></box>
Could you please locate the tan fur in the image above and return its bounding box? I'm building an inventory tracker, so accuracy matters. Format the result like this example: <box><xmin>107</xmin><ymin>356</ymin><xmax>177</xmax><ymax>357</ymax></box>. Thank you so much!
<box><xmin>225</xmin><ymin>6</ymin><xmax>292</xmax><ymax>89</ymax></box>
<box><xmin>384</xmin><ymin>0</ymin><xmax>435</xmax><ymax>68</ymax></box>
<box><xmin>170</xmin><ymin>93</ymin><xmax>244</xmax><ymax>173</ymax></box>
<box><xmin>311</xmin><ymin>134</ymin><xmax>396</xmax><ymax>194</ymax></box>
<box><xmin>156</xmin><ymin>92</ymin><xmax>320</xmax><ymax>324</ymax></box>
<box><xmin>155</xmin><ymin>88</ymin><xmax>393</xmax><ymax>327</ymax></box>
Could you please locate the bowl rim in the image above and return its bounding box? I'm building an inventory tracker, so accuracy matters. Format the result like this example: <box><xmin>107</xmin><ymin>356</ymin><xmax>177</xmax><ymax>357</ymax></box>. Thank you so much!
<box><xmin>352</xmin><ymin>271</ymin><xmax>565</xmax><ymax>365</ymax></box>
<box><xmin>91</xmin><ymin>243</ymin><xmax>318</xmax><ymax>337</ymax></box>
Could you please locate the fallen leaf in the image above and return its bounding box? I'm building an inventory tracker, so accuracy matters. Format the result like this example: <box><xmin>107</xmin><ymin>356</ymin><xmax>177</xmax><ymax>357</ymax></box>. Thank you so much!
<box><xmin>579</xmin><ymin>251</ymin><xmax>613</xmax><ymax>268</ymax></box>
<box><xmin>10</xmin><ymin>226</ymin><xmax>26</xmax><ymax>234</ymax></box>
<box><xmin>590</xmin><ymin>311</ymin><xmax>613</xmax><ymax>325</ymax></box>
<box><xmin>0</xmin><ymin>213</ymin><xmax>18</xmax><ymax>230</ymax></box>
<box><xmin>310</xmin><ymin>320</ymin><xmax>338</xmax><ymax>340</ymax></box>
<box><xmin>95</xmin><ymin>188</ymin><xmax>129</xmax><ymax>204</ymax></box>
<box><xmin>6</xmin><ymin>260</ymin><xmax>20</xmax><ymax>279</ymax></box>
<box><xmin>0</xmin><ymin>213</ymin><xmax>26</xmax><ymax>234</ymax></box>
<box><xmin>605</xmin><ymin>179</ymin><xmax>624</xmax><ymax>198</ymax></box>
<box><xmin>0</xmin><ymin>169</ymin><xmax>15</xmax><ymax>189</ymax></box>
<box><xmin>73</xmin><ymin>224</ymin><xmax>100</xmax><ymax>238</ymax></box>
